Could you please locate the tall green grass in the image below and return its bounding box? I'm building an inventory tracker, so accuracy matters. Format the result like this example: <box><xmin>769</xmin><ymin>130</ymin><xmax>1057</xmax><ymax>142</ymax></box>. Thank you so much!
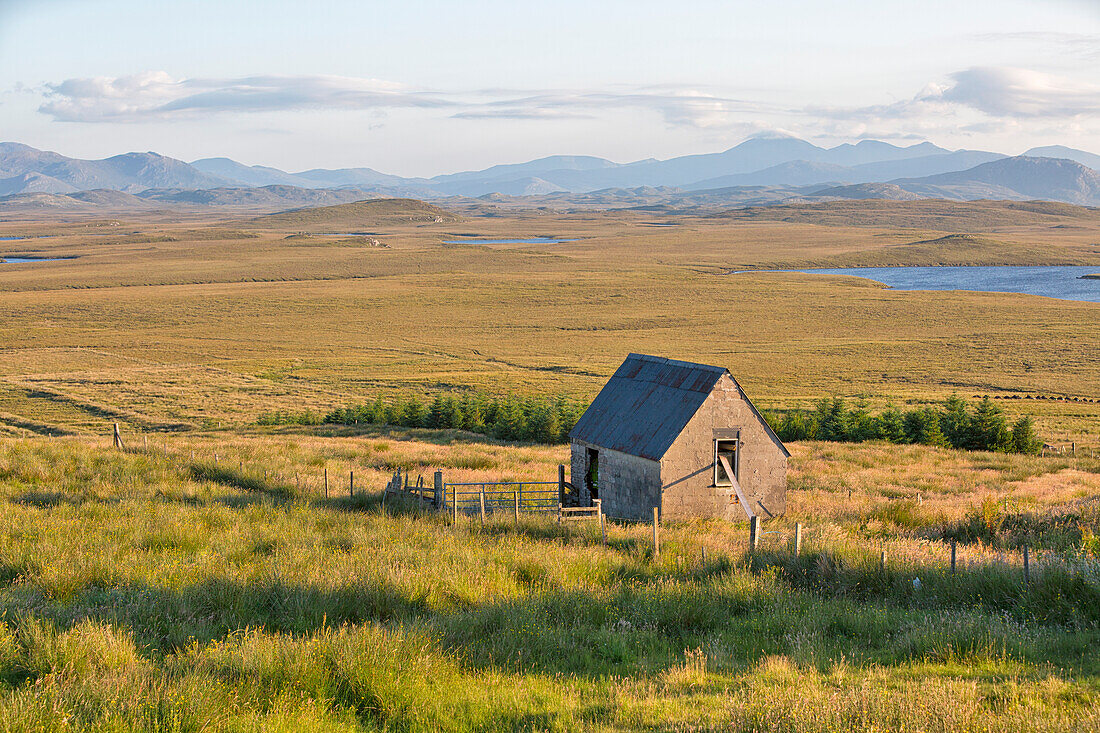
<box><xmin>0</xmin><ymin>437</ymin><xmax>1097</xmax><ymax>731</ymax></box>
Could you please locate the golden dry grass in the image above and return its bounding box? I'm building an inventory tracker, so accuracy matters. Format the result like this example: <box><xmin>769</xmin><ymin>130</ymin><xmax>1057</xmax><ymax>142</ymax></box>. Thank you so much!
<box><xmin>0</xmin><ymin>199</ymin><xmax>1097</xmax><ymax>447</ymax></box>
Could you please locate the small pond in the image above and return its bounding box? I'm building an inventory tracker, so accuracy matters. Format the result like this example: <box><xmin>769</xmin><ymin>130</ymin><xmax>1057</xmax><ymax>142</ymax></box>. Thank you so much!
<box><xmin>759</xmin><ymin>266</ymin><xmax>1100</xmax><ymax>303</ymax></box>
<box><xmin>1</xmin><ymin>257</ymin><xmax>70</xmax><ymax>264</ymax></box>
<box><xmin>443</xmin><ymin>237</ymin><xmax>578</xmax><ymax>244</ymax></box>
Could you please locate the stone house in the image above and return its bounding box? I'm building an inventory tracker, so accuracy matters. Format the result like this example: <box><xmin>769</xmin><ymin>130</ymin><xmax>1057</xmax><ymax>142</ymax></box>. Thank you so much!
<box><xmin>568</xmin><ymin>354</ymin><xmax>788</xmax><ymax>521</ymax></box>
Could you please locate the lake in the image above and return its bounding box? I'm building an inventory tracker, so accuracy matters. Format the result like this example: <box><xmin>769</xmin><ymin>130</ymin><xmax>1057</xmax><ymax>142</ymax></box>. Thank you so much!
<box><xmin>443</xmin><ymin>238</ymin><xmax>577</xmax><ymax>244</ymax></box>
<box><xmin>1</xmin><ymin>257</ymin><xmax>69</xmax><ymax>264</ymax></box>
<box><xmin>787</xmin><ymin>266</ymin><xmax>1100</xmax><ymax>303</ymax></box>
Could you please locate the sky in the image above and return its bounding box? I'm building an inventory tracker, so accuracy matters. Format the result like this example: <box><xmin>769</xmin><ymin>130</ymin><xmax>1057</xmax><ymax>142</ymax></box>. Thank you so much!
<box><xmin>0</xmin><ymin>0</ymin><xmax>1098</xmax><ymax>177</ymax></box>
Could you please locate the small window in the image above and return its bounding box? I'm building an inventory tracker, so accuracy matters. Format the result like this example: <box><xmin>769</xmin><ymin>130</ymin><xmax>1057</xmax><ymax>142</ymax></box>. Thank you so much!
<box><xmin>714</xmin><ymin>436</ymin><xmax>739</xmax><ymax>487</ymax></box>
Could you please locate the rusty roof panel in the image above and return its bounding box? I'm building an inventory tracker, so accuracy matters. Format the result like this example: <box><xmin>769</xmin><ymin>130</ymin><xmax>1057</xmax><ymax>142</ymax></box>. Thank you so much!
<box><xmin>569</xmin><ymin>354</ymin><xmax>725</xmax><ymax>461</ymax></box>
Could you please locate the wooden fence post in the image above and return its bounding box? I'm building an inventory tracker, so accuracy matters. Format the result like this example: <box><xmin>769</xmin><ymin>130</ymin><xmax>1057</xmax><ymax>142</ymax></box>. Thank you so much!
<box><xmin>652</xmin><ymin>507</ymin><xmax>660</xmax><ymax>559</ymax></box>
<box><xmin>452</xmin><ymin>484</ymin><xmax>458</xmax><ymax>525</ymax></box>
<box><xmin>793</xmin><ymin>522</ymin><xmax>802</xmax><ymax>557</ymax></box>
<box><xmin>950</xmin><ymin>540</ymin><xmax>957</xmax><ymax>574</ymax></box>
<box><xmin>701</xmin><ymin>546</ymin><xmax>707</xmax><ymax>564</ymax></box>
<box><xmin>558</xmin><ymin>464</ymin><xmax>566</xmax><ymax>505</ymax></box>
<box><xmin>112</xmin><ymin>423</ymin><xmax>124</xmax><ymax>450</ymax></box>
<box><xmin>350</xmin><ymin>470</ymin><xmax>354</xmax><ymax>498</ymax></box>
<box><xmin>749</xmin><ymin>516</ymin><xmax>760</xmax><ymax>552</ymax></box>
<box><xmin>143</xmin><ymin>435</ymin><xmax>147</xmax><ymax>450</ymax></box>
<box><xmin>434</xmin><ymin>471</ymin><xmax>443</xmax><ymax>509</ymax></box>
<box><xmin>880</xmin><ymin>549</ymin><xmax>887</xmax><ymax>572</ymax></box>
<box><xmin>1023</xmin><ymin>547</ymin><xmax>1031</xmax><ymax>585</ymax></box>
<box><xmin>324</xmin><ymin>467</ymin><xmax>328</xmax><ymax>499</ymax></box>
<box><xmin>513</xmin><ymin>488</ymin><xmax>520</xmax><ymax>524</ymax></box>
<box><xmin>598</xmin><ymin>499</ymin><xmax>606</xmax><ymax>546</ymax></box>
<box><xmin>479</xmin><ymin>484</ymin><xmax>486</xmax><ymax>522</ymax></box>
<box><xmin>214</xmin><ymin>452</ymin><xmax>218</xmax><ymax>466</ymax></box>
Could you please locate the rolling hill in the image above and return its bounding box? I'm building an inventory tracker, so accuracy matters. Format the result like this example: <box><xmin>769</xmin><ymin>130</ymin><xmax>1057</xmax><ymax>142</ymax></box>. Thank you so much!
<box><xmin>1024</xmin><ymin>146</ymin><xmax>1100</xmax><ymax>171</ymax></box>
<box><xmin>243</xmin><ymin>198</ymin><xmax>460</xmax><ymax>230</ymax></box>
<box><xmin>891</xmin><ymin>156</ymin><xmax>1100</xmax><ymax>206</ymax></box>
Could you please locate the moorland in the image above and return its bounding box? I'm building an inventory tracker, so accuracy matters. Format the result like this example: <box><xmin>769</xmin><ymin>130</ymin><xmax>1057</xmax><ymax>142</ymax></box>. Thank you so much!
<box><xmin>0</xmin><ymin>196</ymin><xmax>1098</xmax><ymax>730</ymax></box>
<box><xmin>1</xmin><ymin>197</ymin><xmax>1098</xmax><ymax>442</ymax></box>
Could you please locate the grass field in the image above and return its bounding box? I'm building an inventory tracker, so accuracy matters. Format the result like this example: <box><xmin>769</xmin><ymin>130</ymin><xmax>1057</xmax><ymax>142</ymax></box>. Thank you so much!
<box><xmin>0</xmin><ymin>197</ymin><xmax>1099</xmax><ymax>729</ymax></box>
<box><xmin>0</xmin><ymin>432</ymin><xmax>1097</xmax><ymax>731</ymax></box>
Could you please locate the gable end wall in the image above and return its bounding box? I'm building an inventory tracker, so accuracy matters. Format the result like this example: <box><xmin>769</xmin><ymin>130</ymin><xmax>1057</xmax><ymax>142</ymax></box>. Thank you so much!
<box><xmin>659</xmin><ymin>373</ymin><xmax>787</xmax><ymax>521</ymax></box>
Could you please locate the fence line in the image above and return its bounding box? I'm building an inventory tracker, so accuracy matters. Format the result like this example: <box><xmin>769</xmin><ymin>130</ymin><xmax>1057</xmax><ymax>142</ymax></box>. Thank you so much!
<box><xmin>103</xmin><ymin>427</ymin><xmax>1099</xmax><ymax>584</ymax></box>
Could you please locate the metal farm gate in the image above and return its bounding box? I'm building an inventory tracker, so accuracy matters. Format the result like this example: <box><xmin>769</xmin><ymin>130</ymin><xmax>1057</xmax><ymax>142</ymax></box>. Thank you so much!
<box><xmin>443</xmin><ymin>480</ymin><xmax>560</xmax><ymax>522</ymax></box>
<box><xmin>382</xmin><ymin>465</ymin><xmax>602</xmax><ymax>525</ymax></box>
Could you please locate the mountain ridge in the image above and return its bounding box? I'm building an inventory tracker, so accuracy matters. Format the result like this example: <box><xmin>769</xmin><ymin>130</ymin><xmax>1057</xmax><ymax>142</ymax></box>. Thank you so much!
<box><xmin>2</xmin><ymin>139</ymin><xmax>1099</xmax><ymax>209</ymax></box>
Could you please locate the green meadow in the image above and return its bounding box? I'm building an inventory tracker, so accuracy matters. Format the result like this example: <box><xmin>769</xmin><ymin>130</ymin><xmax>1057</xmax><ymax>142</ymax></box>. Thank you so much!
<box><xmin>0</xmin><ymin>198</ymin><xmax>1098</xmax><ymax>729</ymax></box>
<box><xmin>0</xmin><ymin>434</ymin><xmax>1098</xmax><ymax>731</ymax></box>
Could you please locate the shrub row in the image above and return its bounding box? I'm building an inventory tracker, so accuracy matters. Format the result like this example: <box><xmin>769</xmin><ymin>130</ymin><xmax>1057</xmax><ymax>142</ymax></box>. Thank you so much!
<box><xmin>264</xmin><ymin>391</ymin><xmax>1042</xmax><ymax>454</ymax></box>
<box><xmin>256</xmin><ymin>410</ymin><xmax>322</xmax><ymax>426</ymax></box>
<box><xmin>764</xmin><ymin>395</ymin><xmax>1041</xmax><ymax>454</ymax></box>
<box><xmin>321</xmin><ymin>392</ymin><xmax>588</xmax><ymax>444</ymax></box>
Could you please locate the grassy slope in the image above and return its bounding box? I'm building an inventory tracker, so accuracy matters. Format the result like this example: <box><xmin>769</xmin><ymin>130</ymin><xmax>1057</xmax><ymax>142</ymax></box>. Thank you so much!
<box><xmin>242</xmin><ymin>198</ymin><xmax>461</xmax><ymax>231</ymax></box>
<box><xmin>717</xmin><ymin>198</ymin><xmax>1100</xmax><ymax>230</ymax></box>
<box><xmin>0</xmin><ymin>434</ymin><xmax>1097</xmax><ymax>731</ymax></box>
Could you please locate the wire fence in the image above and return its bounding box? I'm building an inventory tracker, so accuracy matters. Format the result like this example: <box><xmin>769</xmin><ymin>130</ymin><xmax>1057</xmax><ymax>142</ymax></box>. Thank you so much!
<box><xmin>107</xmin><ymin>424</ymin><xmax>1099</xmax><ymax>586</ymax></box>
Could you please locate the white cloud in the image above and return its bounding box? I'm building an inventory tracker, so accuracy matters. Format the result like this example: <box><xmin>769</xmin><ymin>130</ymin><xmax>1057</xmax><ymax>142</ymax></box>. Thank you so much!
<box><xmin>39</xmin><ymin>72</ymin><xmax>449</xmax><ymax>122</ymax></box>
<box><xmin>36</xmin><ymin>72</ymin><xmax>775</xmax><ymax>129</ymax></box>
<box><xmin>799</xmin><ymin>66</ymin><xmax>1100</xmax><ymax>145</ymax></box>
<box><xmin>32</xmin><ymin>66</ymin><xmax>1100</xmax><ymax>152</ymax></box>
<box><xmin>941</xmin><ymin>67</ymin><xmax>1100</xmax><ymax>118</ymax></box>
<box><xmin>455</xmin><ymin>89</ymin><xmax>772</xmax><ymax>128</ymax></box>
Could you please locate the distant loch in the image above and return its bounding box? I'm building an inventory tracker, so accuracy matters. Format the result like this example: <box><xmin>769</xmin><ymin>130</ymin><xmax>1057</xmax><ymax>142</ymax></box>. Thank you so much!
<box><xmin>742</xmin><ymin>266</ymin><xmax>1100</xmax><ymax>303</ymax></box>
<box><xmin>443</xmin><ymin>237</ymin><xmax>578</xmax><ymax>244</ymax></box>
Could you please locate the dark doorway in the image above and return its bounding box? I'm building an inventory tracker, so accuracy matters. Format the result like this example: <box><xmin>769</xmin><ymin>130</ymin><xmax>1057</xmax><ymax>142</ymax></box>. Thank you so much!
<box><xmin>586</xmin><ymin>448</ymin><xmax>599</xmax><ymax>501</ymax></box>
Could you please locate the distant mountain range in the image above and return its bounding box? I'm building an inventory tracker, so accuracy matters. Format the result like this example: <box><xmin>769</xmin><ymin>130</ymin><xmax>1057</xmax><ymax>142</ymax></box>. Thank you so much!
<box><xmin>2</xmin><ymin>136</ymin><xmax>1099</xmax><ymax>210</ymax></box>
<box><xmin>0</xmin><ymin>142</ymin><xmax>230</xmax><ymax>196</ymax></box>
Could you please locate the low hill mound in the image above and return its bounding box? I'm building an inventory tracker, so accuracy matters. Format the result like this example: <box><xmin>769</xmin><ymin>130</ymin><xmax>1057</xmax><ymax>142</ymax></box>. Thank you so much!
<box><xmin>714</xmin><ymin>198</ymin><xmax>1100</xmax><ymax>230</ymax></box>
<box><xmin>810</xmin><ymin>183</ymin><xmax>921</xmax><ymax>201</ymax></box>
<box><xmin>141</xmin><ymin>185</ymin><xmax>373</xmax><ymax>208</ymax></box>
<box><xmin>244</xmin><ymin>198</ymin><xmax>460</xmax><ymax>230</ymax></box>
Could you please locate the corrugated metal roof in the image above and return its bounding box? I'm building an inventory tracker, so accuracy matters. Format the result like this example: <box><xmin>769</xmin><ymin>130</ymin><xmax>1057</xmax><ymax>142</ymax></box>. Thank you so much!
<box><xmin>569</xmin><ymin>354</ymin><xmax>725</xmax><ymax>461</ymax></box>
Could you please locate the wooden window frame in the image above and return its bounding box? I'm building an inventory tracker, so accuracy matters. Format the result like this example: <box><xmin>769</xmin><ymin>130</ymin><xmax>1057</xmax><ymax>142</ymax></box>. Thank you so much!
<box><xmin>713</xmin><ymin>433</ymin><xmax>740</xmax><ymax>487</ymax></box>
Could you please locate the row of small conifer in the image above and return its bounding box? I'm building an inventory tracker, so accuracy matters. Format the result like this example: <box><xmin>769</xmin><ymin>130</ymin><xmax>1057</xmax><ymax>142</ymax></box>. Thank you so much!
<box><xmin>262</xmin><ymin>391</ymin><xmax>1041</xmax><ymax>453</ymax></box>
<box><xmin>764</xmin><ymin>395</ymin><xmax>1042</xmax><ymax>454</ymax></box>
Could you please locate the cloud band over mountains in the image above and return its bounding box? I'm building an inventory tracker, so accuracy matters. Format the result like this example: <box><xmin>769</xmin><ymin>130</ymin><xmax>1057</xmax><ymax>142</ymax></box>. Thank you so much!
<box><xmin>37</xmin><ymin>73</ymin><xmax>776</xmax><ymax>129</ymax></box>
<box><xmin>35</xmin><ymin>66</ymin><xmax>1100</xmax><ymax>134</ymax></box>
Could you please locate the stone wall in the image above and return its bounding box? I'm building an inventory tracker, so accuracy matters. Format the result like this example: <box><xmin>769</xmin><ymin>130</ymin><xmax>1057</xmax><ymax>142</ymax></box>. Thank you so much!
<box><xmin>570</xmin><ymin>440</ymin><xmax>661</xmax><ymax>521</ymax></box>
<box><xmin>660</xmin><ymin>373</ymin><xmax>787</xmax><ymax>521</ymax></box>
